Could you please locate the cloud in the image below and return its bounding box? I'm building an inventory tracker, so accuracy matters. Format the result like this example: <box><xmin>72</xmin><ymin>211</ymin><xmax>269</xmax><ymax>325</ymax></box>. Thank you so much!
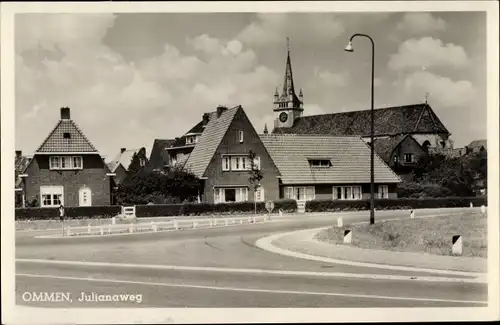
<box><xmin>388</xmin><ymin>37</ymin><xmax>469</xmax><ymax>71</ymax></box>
<box><xmin>15</xmin><ymin>15</ymin><xmax>281</xmax><ymax>158</ymax></box>
<box><xmin>15</xmin><ymin>14</ymin><xmax>116</xmax><ymax>53</ymax></box>
<box><xmin>396</xmin><ymin>71</ymin><xmax>476</xmax><ymax>108</ymax></box>
<box><xmin>237</xmin><ymin>13</ymin><xmax>344</xmax><ymax>47</ymax></box>
<box><xmin>313</xmin><ymin>68</ymin><xmax>350</xmax><ymax>87</ymax></box>
<box><xmin>396</xmin><ymin>13</ymin><xmax>447</xmax><ymax>35</ymax></box>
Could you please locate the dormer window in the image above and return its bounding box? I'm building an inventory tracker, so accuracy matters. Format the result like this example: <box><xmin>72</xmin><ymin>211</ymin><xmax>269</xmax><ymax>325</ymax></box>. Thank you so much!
<box><xmin>63</xmin><ymin>132</ymin><xmax>71</xmax><ymax>139</ymax></box>
<box><xmin>309</xmin><ymin>159</ymin><xmax>331</xmax><ymax>168</ymax></box>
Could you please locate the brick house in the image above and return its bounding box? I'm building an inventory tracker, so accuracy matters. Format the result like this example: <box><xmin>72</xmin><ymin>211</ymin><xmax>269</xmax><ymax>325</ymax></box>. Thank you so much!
<box><xmin>107</xmin><ymin>147</ymin><xmax>148</xmax><ymax>185</ymax></box>
<box><xmin>183</xmin><ymin>105</ymin><xmax>281</xmax><ymax>204</ymax></box>
<box><xmin>18</xmin><ymin>107</ymin><xmax>115</xmax><ymax>207</ymax></box>
<box><xmin>260</xmin><ymin>134</ymin><xmax>401</xmax><ymax>203</ymax></box>
<box><xmin>270</xmin><ymin>44</ymin><xmax>453</xmax><ymax>175</ymax></box>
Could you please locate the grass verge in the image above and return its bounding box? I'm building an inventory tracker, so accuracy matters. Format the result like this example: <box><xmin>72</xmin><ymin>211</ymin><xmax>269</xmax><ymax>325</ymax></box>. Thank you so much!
<box><xmin>315</xmin><ymin>212</ymin><xmax>487</xmax><ymax>258</ymax></box>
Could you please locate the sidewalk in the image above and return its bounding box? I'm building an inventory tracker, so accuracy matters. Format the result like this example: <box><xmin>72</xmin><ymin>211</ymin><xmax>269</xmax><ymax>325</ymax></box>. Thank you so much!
<box><xmin>268</xmin><ymin>227</ymin><xmax>487</xmax><ymax>274</ymax></box>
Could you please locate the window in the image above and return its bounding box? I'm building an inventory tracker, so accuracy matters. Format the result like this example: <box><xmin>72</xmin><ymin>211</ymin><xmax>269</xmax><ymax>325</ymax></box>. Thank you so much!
<box><xmin>238</xmin><ymin>131</ymin><xmax>244</xmax><ymax>143</ymax></box>
<box><xmin>404</xmin><ymin>153</ymin><xmax>414</xmax><ymax>163</ymax></box>
<box><xmin>222</xmin><ymin>155</ymin><xmax>253</xmax><ymax>171</ymax></box>
<box><xmin>309</xmin><ymin>159</ymin><xmax>331</xmax><ymax>168</ymax></box>
<box><xmin>393</xmin><ymin>155</ymin><xmax>399</xmax><ymax>163</ymax></box>
<box><xmin>214</xmin><ymin>187</ymin><xmax>248</xmax><ymax>203</ymax></box>
<box><xmin>49</xmin><ymin>156</ymin><xmax>60</xmax><ymax>169</ymax></box>
<box><xmin>40</xmin><ymin>186</ymin><xmax>64</xmax><ymax>207</ymax></box>
<box><xmin>378</xmin><ymin>185</ymin><xmax>389</xmax><ymax>199</ymax></box>
<box><xmin>284</xmin><ymin>186</ymin><xmax>315</xmax><ymax>201</ymax></box>
<box><xmin>73</xmin><ymin>156</ymin><xmax>83</xmax><ymax>169</ymax></box>
<box><xmin>222</xmin><ymin>157</ymin><xmax>230</xmax><ymax>171</ymax></box>
<box><xmin>49</xmin><ymin>156</ymin><xmax>83</xmax><ymax>170</ymax></box>
<box><xmin>333</xmin><ymin>186</ymin><xmax>362</xmax><ymax>200</ymax></box>
<box><xmin>63</xmin><ymin>132</ymin><xmax>71</xmax><ymax>139</ymax></box>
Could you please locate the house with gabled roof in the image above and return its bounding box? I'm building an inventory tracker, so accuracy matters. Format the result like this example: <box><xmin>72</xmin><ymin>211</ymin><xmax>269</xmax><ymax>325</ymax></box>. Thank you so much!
<box><xmin>260</xmin><ymin>134</ymin><xmax>401</xmax><ymax>203</ymax></box>
<box><xmin>19</xmin><ymin>107</ymin><xmax>115</xmax><ymax>207</ymax></box>
<box><xmin>15</xmin><ymin>150</ymin><xmax>32</xmax><ymax>207</ymax></box>
<box><xmin>466</xmin><ymin>139</ymin><xmax>487</xmax><ymax>154</ymax></box>
<box><xmin>183</xmin><ymin>105</ymin><xmax>281</xmax><ymax>204</ymax></box>
<box><xmin>107</xmin><ymin>147</ymin><xmax>148</xmax><ymax>184</ymax></box>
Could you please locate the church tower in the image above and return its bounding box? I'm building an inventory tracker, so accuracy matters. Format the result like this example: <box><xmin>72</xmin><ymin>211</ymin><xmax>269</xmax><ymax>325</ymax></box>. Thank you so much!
<box><xmin>273</xmin><ymin>38</ymin><xmax>304</xmax><ymax>129</ymax></box>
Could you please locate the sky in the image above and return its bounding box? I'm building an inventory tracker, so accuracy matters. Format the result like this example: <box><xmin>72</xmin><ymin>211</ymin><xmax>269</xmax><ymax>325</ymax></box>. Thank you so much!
<box><xmin>14</xmin><ymin>11</ymin><xmax>486</xmax><ymax>160</ymax></box>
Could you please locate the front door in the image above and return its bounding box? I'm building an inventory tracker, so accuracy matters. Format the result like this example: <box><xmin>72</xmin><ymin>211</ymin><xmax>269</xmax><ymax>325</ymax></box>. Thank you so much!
<box><xmin>79</xmin><ymin>187</ymin><xmax>92</xmax><ymax>206</ymax></box>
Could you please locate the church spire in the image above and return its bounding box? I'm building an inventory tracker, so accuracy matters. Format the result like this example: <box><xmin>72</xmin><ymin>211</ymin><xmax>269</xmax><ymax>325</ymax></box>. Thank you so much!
<box><xmin>282</xmin><ymin>37</ymin><xmax>296</xmax><ymax>96</ymax></box>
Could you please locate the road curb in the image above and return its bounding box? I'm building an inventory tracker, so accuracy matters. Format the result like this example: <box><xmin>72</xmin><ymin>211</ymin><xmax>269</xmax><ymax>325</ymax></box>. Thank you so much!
<box><xmin>255</xmin><ymin>215</ymin><xmax>487</xmax><ymax>280</ymax></box>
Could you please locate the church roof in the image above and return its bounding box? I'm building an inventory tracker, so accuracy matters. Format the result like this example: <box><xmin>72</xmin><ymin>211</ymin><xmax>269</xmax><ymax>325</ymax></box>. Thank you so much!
<box><xmin>273</xmin><ymin>103</ymin><xmax>450</xmax><ymax>137</ymax></box>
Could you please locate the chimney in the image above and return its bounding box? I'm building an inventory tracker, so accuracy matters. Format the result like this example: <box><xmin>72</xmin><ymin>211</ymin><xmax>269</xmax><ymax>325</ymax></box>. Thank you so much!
<box><xmin>121</xmin><ymin>148</ymin><xmax>126</xmax><ymax>153</ymax></box>
<box><xmin>60</xmin><ymin>107</ymin><xmax>71</xmax><ymax>120</ymax></box>
<box><xmin>15</xmin><ymin>150</ymin><xmax>22</xmax><ymax>158</ymax></box>
<box><xmin>202</xmin><ymin>113</ymin><xmax>210</xmax><ymax>126</ymax></box>
<box><xmin>216</xmin><ymin>105</ymin><xmax>227</xmax><ymax>118</ymax></box>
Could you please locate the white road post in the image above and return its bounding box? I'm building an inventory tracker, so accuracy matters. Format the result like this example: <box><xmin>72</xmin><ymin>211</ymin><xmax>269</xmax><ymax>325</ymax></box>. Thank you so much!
<box><xmin>452</xmin><ymin>235</ymin><xmax>463</xmax><ymax>256</ymax></box>
<box><xmin>100</xmin><ymin>227</ymin><xmax>104</xmax><ymax>236</ymax></box>
<box><xmin>337</xmin><ymin>217</ymin><xmax>343</xmax><ymax>228</ymax></box>
<box><xmin>87</xmin><ymin>224</ymin><xmax>91</xmax><ymax>235</ymax></box>
<box><xmin>174</xmin><ymin>219</ymin><xmax>179</xmax><ymax>230</ymax></box>
<box><xmin>252</xmin><ymin>216</ymin><xmax>256</xmax><ymax>224</ymax></box>
<box><xmin>112</xmin><ymin>217</ymin><xmax>116</xmax><ymax>225</ymax></box>
<box><xmin>240</xmin><ymin>219</ymin><xmax>243</xmax><ymax>225</ymax></box>
<box><xmin>108</xmin><ymin>226</ymin><xmax>111</xmax><ymax>234</ymax></box>
<box><xmin>193</xmin><ymin>221</ymin><xmax>198</xmax><ymax>229</ymax></box>
<box><xmin>153</xmin><ymin>223</ymin><xmax>158</xmax><ymax>232</ymax></box>
<box><xmin>470</xmin><ymin>202</ymin><xmax>473</xmax><ymax>208</ymax></box>
<box><xmin>129</xmin><ymin>224</ymin><xmax>133</xmax><ymax>233</ymax></box>
<box><xmin>343</xmin><ymin>230</ymin><xmax>352</xmax><ymax>244</ymax></box>
<box><xmin>279</xmin><ymin>209</ymin><xmax>283</xmax><ymax>217</ymax></box>
<box><xmin>410</xmin><ymin>210</ymin><xmax>415</xmax><ymax>219</ymax></box>
<box><xmin>481</xmin><ymin>205</ymin><xmax>486</xmax><ymax>214</ymax></box>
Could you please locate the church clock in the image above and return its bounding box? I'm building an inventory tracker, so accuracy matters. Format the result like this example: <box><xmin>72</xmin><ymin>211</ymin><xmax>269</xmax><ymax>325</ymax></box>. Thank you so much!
<box><xmin>279</xmin><ymin>112</ymin><xmax>288</xmax><ymax>123</ymax></box>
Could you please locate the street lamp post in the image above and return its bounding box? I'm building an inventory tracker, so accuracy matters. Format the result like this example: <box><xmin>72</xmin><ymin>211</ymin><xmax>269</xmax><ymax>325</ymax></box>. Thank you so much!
<box><xmin>345</xmin><ymin>33</ymin><xmax>375</xmax><ymax>225</ymax></box>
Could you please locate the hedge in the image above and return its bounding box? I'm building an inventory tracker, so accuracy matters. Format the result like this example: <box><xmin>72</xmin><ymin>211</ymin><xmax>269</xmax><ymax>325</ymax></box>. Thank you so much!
<box><xmin>15</xmin><ymin>205</ymin><xmax>121</xmax><ymax>220</ymax></box>
<box><xmin>15</xmin><ymin>199</ymin><xmax>298</xmax><ymax>220</ymax></box>
<box><xmin>305</xmin><ymin>196</ymin><xmax>488</xmax><ymax>212</ymax></box>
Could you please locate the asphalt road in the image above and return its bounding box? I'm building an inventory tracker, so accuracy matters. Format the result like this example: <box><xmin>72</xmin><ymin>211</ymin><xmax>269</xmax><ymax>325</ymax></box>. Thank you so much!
<box><xmin>15</xmin><ymin>208</ymin><xmax>488</xmax><ymax>308</ymax></box>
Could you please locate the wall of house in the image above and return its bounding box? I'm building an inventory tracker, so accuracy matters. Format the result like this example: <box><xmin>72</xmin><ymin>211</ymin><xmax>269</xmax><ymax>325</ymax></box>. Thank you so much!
<box><xmin>412</xmin><ymin>133</ymin><xmax>451</xmax><ymax>149</ymax></box>
<box><xmin>392</xmin><ymin>136</ymin><xmax>427</xmax><ymax>168</ymax></box>
<box><xmin>114</xmin><ymin>164</ymin><xmax>128</xmax><ymax>185</ymax></box>
<box><xmin>279</xmin><ymin>183</ymin><xmax>398</xmax><ymax>200</ymax></box>
<box><xmin>24</xmin><ymin>154</ymin><xmax>111</xmax><ymax>207</ymax></box>
<box><xmin>202</xmin><ymin>109</ymin><xmax>281</xmax><ymax>203</ymax></box>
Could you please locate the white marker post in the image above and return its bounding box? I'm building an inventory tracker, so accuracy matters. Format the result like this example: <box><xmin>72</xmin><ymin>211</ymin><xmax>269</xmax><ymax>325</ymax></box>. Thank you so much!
<box><xmin>173</xmin><ymin>219</ymin><xmax>179</xmax><ymax>230</ymax></box>
<box><xmin>252</xmin><ymin>216</ymin><xmax>256</xmax><ymax>224</ymax></box>
<box><xmin>481</xmin><ymin>205</ymin><xmax>486</xmax><ymax>214</ymax></box>
<box><xmin>452</xmin><ymin>235</ymin><xmax>463</xmax><ymax>256</ymax></box>
<box><xmin>153</xmin><ymin>224</ymin><xmax>158</xmax><ymax>232</ymax></box>
<box><xmin>343</xmin><ymin>230</ymin><xmax>352</xmax><ymax>244</ymax></box>
<box><xmin>410</xmin><ymin>210</ymin><xmax>415</xmax><ymax>219</ymax></box>
<box><xmin>87</xmin><ymin>224</ymin><xmax>91</xmax><ymax>235</ymax></box>
<box><xmin>337</xmin><ymin>217</ymin><xmax>343</xmax><ymax>228</ymax></box>
<box><xmin>100</xmin><ymin>227</ymin><xmax>104</xmax><ymax>236</ymax></box>
<box><xmin>112</xmin><ymin>217</ymin><xmax>116</xmax><ymax>225</ymax></box>
<box><xmin>240</xmin><ymin>219</ymin><xmax>243</xmax><ymax>225</ymax></box>
<box><xmin>192</xmin><ymin>221</ymin><xmax>197</xmax><ymax>229</ymax></box>
<box><xmin>279</xmin><ymin>209</ymin><xmax>283</xmax><ymax>217</ymax></box>
<box><xmin>470</xmin><ymin>202</ymin><xmax>473</xmax><ymax>208</ymax></box>
<box><xmin>108</xmin><ymin>226</ymin><xmax>111</xmax><ymax>234</ymax></box>
<box><xmin>129</xmin><ymin>225</ymin><xmax>133</xmax><ymax>233</ymax></box>
<box><xmin>225</xmin><ymin>219</ymin><xmax>228</xmax><ymax>227</ymax></box>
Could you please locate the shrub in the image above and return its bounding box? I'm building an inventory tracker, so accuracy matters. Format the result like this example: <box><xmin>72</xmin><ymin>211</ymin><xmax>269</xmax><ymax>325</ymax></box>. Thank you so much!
<box><xmin>273</xmin><ymin>199</ymin><xmax>298</xmax><ymax>213</ymax></box>
<box><xmin>306</xmin><ymin>197</ymin><xmax>487</xmax><ymax>212</ymax></box>
<box><xmin>15</xmin><ymin>205</ymin><xmax>121</xmax><ymax>220</ymax></box>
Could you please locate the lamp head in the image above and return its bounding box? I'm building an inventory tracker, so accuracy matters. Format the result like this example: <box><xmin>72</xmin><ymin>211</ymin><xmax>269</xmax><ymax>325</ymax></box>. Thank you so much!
<box><xmin>344</xmin><ymin>41</ymin><xmax>353</xmax><ymax>52</ymax></box>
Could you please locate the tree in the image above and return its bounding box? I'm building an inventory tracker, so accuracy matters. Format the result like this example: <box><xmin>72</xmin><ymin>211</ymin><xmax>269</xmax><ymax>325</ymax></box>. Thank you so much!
<box><xmin>248</xmin><ymin>150</ymin><xmax>263</xmax><ymax>214</ymax></box>
<box><xmin>115</xmin><ymin>167</ymin><xmax>201</xmax><ymax>205</ymax></box>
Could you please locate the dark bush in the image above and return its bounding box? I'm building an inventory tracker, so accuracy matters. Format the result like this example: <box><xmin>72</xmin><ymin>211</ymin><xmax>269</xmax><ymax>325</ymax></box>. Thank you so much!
<box><xmin>305</xmin><ymin>197</ymin><xmax>487</xmax><ymax>212</ymax></box>
<box><xmin>273</xmin><ymin>199</ymin><xmax>298</xmax><ymax>213</ymax></box>
<box><xmin>15</xmin><ymin>205</ymin><xmax>121</xmax><ymax>220</ymax></box>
